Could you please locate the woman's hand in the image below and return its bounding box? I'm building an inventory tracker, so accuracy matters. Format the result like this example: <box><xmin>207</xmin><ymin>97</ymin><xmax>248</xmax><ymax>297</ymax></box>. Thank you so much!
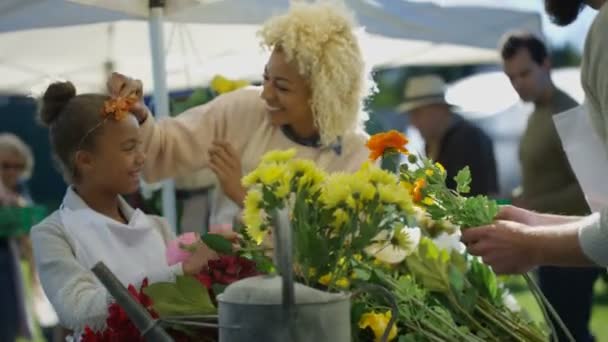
<box><xmin>209</xmin><ymin>140</ymin><xmax>247</xmax><ymax>206</ymax></box>
<box><xmin>106</xmin><ymin>72</ymin><xmax>150</xmax><ymax>123</ymax></box>
<box><xmin>182</xmin><ymin>242</ymin><xmax>218</xmax><ymax>276</ymax></box>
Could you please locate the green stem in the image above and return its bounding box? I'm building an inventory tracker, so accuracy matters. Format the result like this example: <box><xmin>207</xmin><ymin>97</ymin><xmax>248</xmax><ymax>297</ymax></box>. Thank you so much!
<box><xmin>525</xmin><ymin>273</ymin><xmax>575</xmax><ymax>342</ymax></box>
<box><xmin>477</xmin><ymin>299</ymin><xmax>545</xmax><ymax>342</ymax></box>
<box><xmin>412</xmin><ymin>322</ymin><xmax>450</xmax><ymax>342</ymax></box>
<box><xmin>447</xmin><ymin>294</ymin><xmax>498</xmax><ymax>342</ymax></box>
<box><xmin>475</xmin><ymin>302</ymin><xmax>528</xmax><ymax>342</ymax></box>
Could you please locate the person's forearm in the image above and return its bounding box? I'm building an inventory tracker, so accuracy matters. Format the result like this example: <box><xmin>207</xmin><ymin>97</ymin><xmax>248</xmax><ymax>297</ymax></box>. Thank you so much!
<box><xmin>533</xmin><ymin>217</ymin><xmax>597</xmax><ymax>267</ymax></box>
<box><xmin>534</xmin><ymin>212</ymin><xmax>585</xmax><ymax>226</ymax></box>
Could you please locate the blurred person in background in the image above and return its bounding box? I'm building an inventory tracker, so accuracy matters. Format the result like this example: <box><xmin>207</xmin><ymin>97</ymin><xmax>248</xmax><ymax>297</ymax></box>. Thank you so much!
<box><xmin>0</xmin><ymin>133</ymin><xmax>58</xmax><ymax>342</ymax></box>
<box><xmin>397</xmin><ymin>74</ymin><xmax>498</xmax><ymax>197</ymax></box>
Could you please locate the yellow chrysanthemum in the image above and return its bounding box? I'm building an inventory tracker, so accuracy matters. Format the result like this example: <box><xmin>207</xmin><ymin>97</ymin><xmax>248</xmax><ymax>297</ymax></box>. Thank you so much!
<box><xmin>261</xmin><ymin>149</ymin><xmax>297</xmax><ymax>164</ymax></box>
<box><xmin>242</xmin><ymin>190</ymin><xmax>267</xmax><ymax>244</ymax></box>
<box><xmin>322</xmin><ymin>173</ymin><xmax>354</xmax><ymax>208</ymax></box>
<box><xmin>243</xmin><ymin>214</ymin><xmax>266</xmax><ymax>244</ymax></box>
<box><xmin>360</xmin><ymin>163</ymin><xmax>398</xmax><ymax>185</ymax></box>
<box><xmin>435</xmin><ymin>162</ymin><xmax>446</xmax><ymax>174</ymax></box>
<box><xmin>242</xmin><ymin>169</ymin><xmax>259</xmax><ymax>187</ymax></box>
<box><xmin>335</xmin><ymin>277</ymin><xmax>350</xmax><ymax>289</ymax></box>
<box><xmin>332</xmin><ymin>208</ymin><xmax>349</xmax><ymax>228</ymax></box>
<box><xmin>377</xmin><ymin>184</ymin><xmax>413</xmax><ymax>213</ymax></box>
<box><xmin>318</xmin><ymin>273</ymin><xmax>332</xmax><ymax>286</ymax></box>
<box><xmin>400</xmin><ymin>181</ymin><xmax>413</xmax><ymax>192</ymax></box>
<box><xmin>425</xmin><ymin>169</ymin><xmax>434</xmax><ymax>177</ymax></box>
<box><xmin>318</xmin><ymin>273</ymin><xmax>350</xmax><ymax>289</ymax></box>
<box><xmin>358</xmin><ymin>310</ymin><xmax>398</xmax><ymax>342</ymax></box>
<box><xmin>257</xmin><ymin>163</ymin><xmax>289</xmax><ymax>185</ymax></box>
<box><xmin>350</xmin><ymin>175</ymin><xmax>376</xmax><ymax>202</ymax></box>
<box><xmin>422</xmin><ymin>197</ymin><xmax>434</xmax><ymax>206</ymax></box>
<box><xmin>290</xmin><ymin>159</ymin><xmax>326</xmax><ymax>191</ymax></box>
<box><xmin>274</xmin><ymin>180</ymin><xmax>291</xmax><ymax>198</ymax></box>
<box><xmin>289</xmin><ymin>158</ymin><xmax>317</xmax><ymax>176</ymax></box>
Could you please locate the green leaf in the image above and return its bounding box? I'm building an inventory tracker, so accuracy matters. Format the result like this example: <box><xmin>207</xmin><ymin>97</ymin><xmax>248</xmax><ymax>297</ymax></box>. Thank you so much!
<box><xmin>454</xmin><ymin>167</ymin><xmax>471</xmax><ymax>194</ymax></box>
<box><xmin>352</xmin><ymin>268</ymin><xmax>371</xmax><ymax>281</ymax></box>
<box><xmin>405</xmin><ymin>238</ymin><xmax>451</xmax><ymax>293</ymax></box>
<box><xmin>351</xmin><ymin>302</ymin><xmax>367</xmax><ymax>325</ymax></box>
<box><xmin>201</xmin><ymin>233</ymin><xmax>233</xmax><ymax>254</ymax></box>
<box><xmin>448</xmin><ymin>265</ymin><xmax>464</xmax><ymax>293</ymax></box>
<box><xmin>467</xmin><ymin>257</ymin><xmax>499</xmax><ymax>303</ymax></box>
<box><xmin>398</xmin><ymin>334</ymin><xmax>417</xmax><ymax>342</ymax></box>
<box><xmin>459</xmin><ymin>287</ymin><xmax>478</xmax><ymax>312</ymax></box>
<box><xmin>212</xmin><ymin>283</ymin><xmax>228</xmax><ymax>296</ymax></box>
<box><xmin>144</xmin><ymin>276</ymin><xmax>216</xmax><ymax>317</ymax></box>
<box><xmin>450</xmin><ymin>251</ymin><xmax>467</xmax><ymax>275</ymax></box>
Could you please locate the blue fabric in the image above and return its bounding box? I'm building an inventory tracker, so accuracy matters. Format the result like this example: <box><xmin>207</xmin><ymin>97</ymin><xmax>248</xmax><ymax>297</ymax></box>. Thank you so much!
<box><xmin>280</xmin><ymin>125</ymin><xmax>343</xmax><ymax>155</ymax></box>
<box><xmin>0</xmin><ymin>238</ymin><xmax>19</xmax><ymax>342</ymax></box>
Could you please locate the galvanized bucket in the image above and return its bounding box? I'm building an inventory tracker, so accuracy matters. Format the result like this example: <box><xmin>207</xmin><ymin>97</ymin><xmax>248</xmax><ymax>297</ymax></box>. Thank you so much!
<box><xmin>217</xmin><ymin>209</ymin><xmax>397</xmax><ymax>342</ymax></box>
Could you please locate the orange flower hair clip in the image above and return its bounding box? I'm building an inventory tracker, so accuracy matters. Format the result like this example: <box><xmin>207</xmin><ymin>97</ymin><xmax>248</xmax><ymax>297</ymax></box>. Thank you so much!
<box><xmin>102</xmin><ymin>94</ymin><xmax>138</xmax><ymax>121</ymax></box>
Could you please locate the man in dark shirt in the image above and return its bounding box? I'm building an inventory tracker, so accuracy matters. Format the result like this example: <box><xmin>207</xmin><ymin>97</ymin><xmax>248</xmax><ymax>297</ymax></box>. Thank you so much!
<box><xmin>397</xmin><ymin>74</ymin><xmax>498</xmax><ymax>196</ymax></box>
<box><xmin>501</xmin><ymin>31</ymin><xmax>598</xmax><ymax>342</ymax></box>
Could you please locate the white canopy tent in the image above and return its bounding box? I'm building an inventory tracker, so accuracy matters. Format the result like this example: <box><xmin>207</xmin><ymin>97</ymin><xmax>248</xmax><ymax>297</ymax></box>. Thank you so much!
<box><xmin>0</xmin><ymin>0</ymin><xmax>543</xmax><ymax>94</ymax></box>
<box><xmin>0</xmin><ymin>0</ymin><xmax>542</xmax><ymax>227</ymax></box>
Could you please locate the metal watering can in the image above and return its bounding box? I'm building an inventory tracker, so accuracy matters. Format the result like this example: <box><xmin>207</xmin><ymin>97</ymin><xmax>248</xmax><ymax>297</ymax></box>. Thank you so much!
<box><xmin>217</xmin><ymin>210</ymin><xmax>398</xmax><ymax>342</ymax></box>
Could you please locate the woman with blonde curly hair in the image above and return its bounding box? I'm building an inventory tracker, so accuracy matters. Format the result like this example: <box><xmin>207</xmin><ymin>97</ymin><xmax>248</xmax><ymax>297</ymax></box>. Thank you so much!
<box><xmin>107</xmin><ymin>2</ymin><xmax>371</xmax><ymax>226</ymax></box>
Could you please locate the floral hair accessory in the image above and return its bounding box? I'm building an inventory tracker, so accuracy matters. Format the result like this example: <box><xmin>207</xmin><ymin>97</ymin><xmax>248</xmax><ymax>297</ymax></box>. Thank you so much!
<box><xmin>102</xmin><ymin>94</ymin><xmax>138</xmax><ymax>121</ymax></box>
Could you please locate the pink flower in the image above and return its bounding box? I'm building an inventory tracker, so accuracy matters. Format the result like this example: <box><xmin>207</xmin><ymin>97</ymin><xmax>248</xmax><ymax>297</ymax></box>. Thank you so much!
<box><xmin>165</xmin><ymin>232</ymin><xmax>199</xmax><ymax>266</ymax></box>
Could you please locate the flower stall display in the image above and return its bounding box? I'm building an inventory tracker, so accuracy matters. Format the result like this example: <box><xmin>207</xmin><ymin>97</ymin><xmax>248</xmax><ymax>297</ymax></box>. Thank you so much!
<box><xmin>86</xmin><ymin>130</ymin><xmax>557</xmax><ymax>341</ymax></box>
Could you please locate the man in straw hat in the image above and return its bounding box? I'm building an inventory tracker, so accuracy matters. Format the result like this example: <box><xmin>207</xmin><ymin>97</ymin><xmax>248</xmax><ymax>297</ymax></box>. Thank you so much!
<box><xmin>397</xmin><ymin>74</ymin><xmax>498</xmax><ymax>196</ymax></box>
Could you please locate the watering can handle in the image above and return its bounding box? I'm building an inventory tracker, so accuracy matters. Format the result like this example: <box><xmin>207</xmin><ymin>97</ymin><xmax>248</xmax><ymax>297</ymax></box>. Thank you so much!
<box><xmin>271</xmin><ymin>208</ymin><xmax>296</xmax><ymax>339</ymax></box>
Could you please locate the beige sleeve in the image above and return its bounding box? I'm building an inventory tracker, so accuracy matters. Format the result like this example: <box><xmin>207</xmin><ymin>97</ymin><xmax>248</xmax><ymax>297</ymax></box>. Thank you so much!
<box><xmin>139</xmin><ymin>87</ymin><xmax>265</xmax><ymax>182</ymax></box>
<box><xmin>578</xmin><ymin>210</ymin><xmax>608</xmax><ymax>266</ymax></box>
<box><xmin>338</xmin><ymin>129</ymin><xmax>370</xmax><ymax>172</ymax></box>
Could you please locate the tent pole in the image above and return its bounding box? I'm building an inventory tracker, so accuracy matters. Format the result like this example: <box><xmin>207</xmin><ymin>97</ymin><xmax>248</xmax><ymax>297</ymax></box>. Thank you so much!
<box><xmin>149</xmin><ymin>0</ymin><xmax>177</xmax><ymax>231</ymax></box>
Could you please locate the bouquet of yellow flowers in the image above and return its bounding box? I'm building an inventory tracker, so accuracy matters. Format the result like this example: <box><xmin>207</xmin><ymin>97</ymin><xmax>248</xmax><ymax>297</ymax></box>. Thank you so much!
<box><xmin>239</xmin><ymin>131</ymin><xmax>549</xmax><ymax>341</ymax></box>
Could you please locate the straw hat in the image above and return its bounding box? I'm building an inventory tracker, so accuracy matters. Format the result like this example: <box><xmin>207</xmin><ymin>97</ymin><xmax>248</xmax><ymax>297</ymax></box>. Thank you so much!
<box><xmin>397</xmin><ymin>74</ymin><xmax>449</xmax><ymax>113</ymax></box>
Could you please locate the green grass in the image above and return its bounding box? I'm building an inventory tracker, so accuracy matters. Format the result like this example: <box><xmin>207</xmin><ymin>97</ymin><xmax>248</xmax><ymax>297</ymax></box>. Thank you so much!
<box><xmin>507</xmin><ymin>275</ymin><xmax>608</xmax><ymax>341</ymax></box>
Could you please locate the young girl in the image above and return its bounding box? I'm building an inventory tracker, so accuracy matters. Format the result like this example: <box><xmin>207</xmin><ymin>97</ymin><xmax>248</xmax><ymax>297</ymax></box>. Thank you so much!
<box><xmin>30</xmin><ymin>82</ymin><xmax>218</xmax><ymax>335</ymax></box>
<box><xmin>108</xmin><ymin>2</ymin><xmax>371</xmax><ymax>227</ymax></box>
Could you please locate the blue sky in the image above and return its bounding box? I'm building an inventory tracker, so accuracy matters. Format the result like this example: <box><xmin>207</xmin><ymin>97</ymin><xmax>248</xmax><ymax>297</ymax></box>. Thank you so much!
<box><xmin>414</xmin><ymin>0</ymin><xmax>598</xmax><ymax>52</ymax></box>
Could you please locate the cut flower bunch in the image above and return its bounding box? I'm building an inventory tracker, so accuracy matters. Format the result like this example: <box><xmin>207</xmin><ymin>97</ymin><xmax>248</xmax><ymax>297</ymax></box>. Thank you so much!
<box><xmin>240</xmin><ymin>130</ymin><xmax>548</xmax><ymax>341</ymax></box>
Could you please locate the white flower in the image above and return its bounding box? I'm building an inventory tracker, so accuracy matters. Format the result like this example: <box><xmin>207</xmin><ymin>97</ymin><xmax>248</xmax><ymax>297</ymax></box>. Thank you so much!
<box><xmin>432</xmin><ymin>231</ymin><xmax>466</xmax><ymax>254</ymax></box>
<box><xmin>364</xmin><ymin>226</ymin><xmax>421</xmax><ymax>264</ymax></box>
<box><xmin>502</xmin><ymin>291</ymin><xmax>521</xmax><ymax>312</ymax></box>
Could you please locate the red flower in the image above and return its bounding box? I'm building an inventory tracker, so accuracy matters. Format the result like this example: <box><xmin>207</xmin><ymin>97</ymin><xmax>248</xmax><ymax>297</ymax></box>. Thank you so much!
<box><xmin>195</xmin><ymin>273</ymin><xmax>213</xmax><ymax>289</ymax></box>
<box><xmin>207</xmin><ymin>255</ymin><xmax>259</xmax><ymax>285</ymax></box>
<box><xmin>82</xmin><ymin>278</ymin><xmax>157</xmax><ymax>342</ymax></box>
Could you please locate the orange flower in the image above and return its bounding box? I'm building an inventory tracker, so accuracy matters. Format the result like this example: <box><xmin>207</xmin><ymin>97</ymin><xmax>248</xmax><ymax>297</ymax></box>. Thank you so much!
<box><xmin>412</xmin><ymin>178</ymin><xmax>426</xmax><ymax>203</ymax></box>
<box><xmin>102</xmin><ymin>94</ymin><xmax>138</xmax><ymax>121</ymax></box>
<box><xmin>366</xmin><ymin>130</ymin><xmax>409</xmax><ymax>161</ymax></box>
